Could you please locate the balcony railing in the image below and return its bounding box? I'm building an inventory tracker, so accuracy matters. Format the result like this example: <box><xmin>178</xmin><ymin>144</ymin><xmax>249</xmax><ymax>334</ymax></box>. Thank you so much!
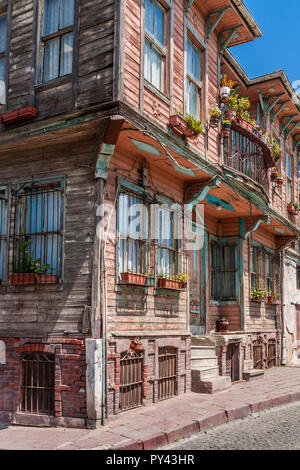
<box><xmin>223</xmin><ymin>129</ymin><xmax>269</xmax><ymax>194</ymax></box>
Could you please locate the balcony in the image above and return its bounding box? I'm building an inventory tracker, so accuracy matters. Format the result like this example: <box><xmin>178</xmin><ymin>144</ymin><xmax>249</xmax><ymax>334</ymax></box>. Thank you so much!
<box><xmin>223</xmin><ymin>128</ymin><xmax>270</xmax><ymax>195</ymax></box>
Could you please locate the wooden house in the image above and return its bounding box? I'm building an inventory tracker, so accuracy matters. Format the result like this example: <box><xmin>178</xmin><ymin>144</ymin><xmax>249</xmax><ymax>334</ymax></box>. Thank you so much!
<box><xmin>0</xmin><ymin>0</ymin><xmax>299</xmax><ymax>427</ymax></box>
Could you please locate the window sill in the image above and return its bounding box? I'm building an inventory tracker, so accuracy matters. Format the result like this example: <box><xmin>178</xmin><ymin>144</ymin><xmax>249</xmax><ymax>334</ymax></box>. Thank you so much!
<box><xmin>115</xmin><ymin>283</ymin><xmax>148</xmax><ymax>293</ymax></box>
<box><xmin>154</xmin><ymin>288</ymin><xmax>182</xmax><ymax>297</ymax></box>
<box><xmin>144</xmin><ymin>80</ymin><xmax>170</xmax><ymax>106</ymax></box>
<box><xmin>34</xmin><ymin>74</ymin><xmax>72</xmax><ymax>93</ymax></box>
<box><xmin>0</xmin><ymin>283</ymin><xmax>63</xmax><ymax>294</ymax></box>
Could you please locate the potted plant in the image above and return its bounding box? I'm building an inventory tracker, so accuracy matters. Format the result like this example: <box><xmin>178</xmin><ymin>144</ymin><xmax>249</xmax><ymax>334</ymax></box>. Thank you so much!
<box><xmin>276</xmin><ymin>174</ymin><xmax>284</xmax><ymax>186</ymax></box>
<box><xmin>271</xmin><ymin>166</ymin><xmax>279</xmax><ymax>181</ymax></box>
<box><xmin>10</xmin><ymin>236</ymin><xmax>35</xmax><ymax>285</ymax></box>
<box><xmin>169</xmin><ymin>112</ymin><xmax>203</xmax><ymax>139</ymax></box>
<box><xmin>145</xmin><ymin>269</ymin><xmax>155</xmax><ymax>286</ymax></box>
<box><xmin>253</xmin><ymin>124</ymin><xmax>260</xmax><ymax>137</ymax></box>
<box><xmin>251</xmin><ymin>288</ymin><xmax>266</xmax><ymax>303</ymax></box>
<box><xmin>33</xmin><ymin>259</ymin><xmax>57</xmax><ymax>284</ymax></box>
<box><xmin>0</xmin><ymin>106</ymin><xmax>38</xmax><ymax>125</ymax></box>
<box><xmin>172</xmin><ymin>273</ymin><xmax>189</xmax><ymax>289</ymax></box>
<box><xmin>120</xmin><ymin>270</ymin><xmax>147</xmax><ymax>285</ymax></box>
<box><xmin>216</xmin><ymin>317</ymin><xmax>229</xmax><ymax>333</ymax></box>
<box><xmin>157</xmin><ymin>273</ymin><xmax>182</xmax><ymax>290</ymax></box>
<box><xmin>225</xmin><ymin>94</ymin><xmax>238</xmax><ymax>122</ymax></box>
<box><xmin>184</xmin><ymin>114</ymin><xmax>204</xmax><ymax>139</ymax></box>
<box><xmin>270</xmin><ymin>139</ymin><xmax>281</xmax><ymax>163</ymax></box>
<box><xmin>209</xmin><ymin>105</ymin><xmax>221</xmax><ymax>126</ymax></box>
<box><xmin>287</xmin><ymin>202</ymin><xmax>299</xmax><ymax>215</ymax></box>
<box><xmin>220</xmin><ymin>75</ymin><xmax>235</xmax><ymax>103</ymax></box>
<box><xmin>221</xmin><ymin>119</ymin><xmax>231</xmax><ymax>136</ymax></box>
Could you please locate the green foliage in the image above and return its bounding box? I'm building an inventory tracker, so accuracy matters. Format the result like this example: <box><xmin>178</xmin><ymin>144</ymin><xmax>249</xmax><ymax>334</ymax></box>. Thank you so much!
<box><xmin>31</xmin><ymin>259</ymin><xmax>54</xmax><ymax>276</ymax></box>
<box><xmin>184</xmin><ymin>114</ymin><xmax>204</xmax><ymax>135</ymax></box>
<box><xmin>251</xmin><ymin>288</ymin><xmax>266</xmax><ymax>301</ymax></box>
<box><xmin>209</xmin><ymin>105</ymin><xmax>221</xmax><ymax>117</ymax></box>
<box><xmin>172</xmin><ymin>273</ymin><xmax>189</xmax><ymax>282</ymax></box>
<box><xmin>222</xmin><ymin>120</ymin><xmax>231</xmax><ymax>126</ymax></box>
<box><xmin>13</xmin><ymin>236</ymin><xmax>33</xmax><ymax>273</ymax></box>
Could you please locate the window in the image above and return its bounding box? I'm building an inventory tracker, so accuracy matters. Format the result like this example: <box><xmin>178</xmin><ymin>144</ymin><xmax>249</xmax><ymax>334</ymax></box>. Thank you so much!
<box><xmin>286</xmin><ymin>153</ymin><xmax>293</xmax><ymax>203</ymax></box>
<box><xmin>249</xmin><ymin>245</ymin><xmax>261</xmax><ymax>290</ymax></box>
<box><xmin>117</xmin><ymin>191</ymin><xmax>149</xmax><ymax>276</ymax></box>
<box><xmin>144</xmin><ymin>0</ymin><xmax>166</xmax><ymax>92</ymax></box>
<box><xmin>0</xmin><ymin>186</ymin><xmax>8</xmax><ymax>283</ymax></box>
<box><xmin>10</xmin><ymin>179</ymin><xmax>64</xmax><ymax>285</ymax></box>
<box><xmin>155</xmin><ymin>204</ymin><xmax>181</xmax><ymax>277</ymax></box>
<box><xmin>20</xmin><ymin>352</ymin><xmax>55</xmax><ymax>415</ymax></box>
<box><xmin>41</xmin><ymin>0</ymin><xmax>74</xmax><ymax>83</ymax></box>
<box><xmin>210</xmin><ymin>239</ymin><xmax>238</xmax><ymax>302</ymax></box>
<box><xmin>186</xmin><ymin>39</ymin><xmax>201</xmax><ymax>119</ymax></box>
<box><xmin>0</xmin><ymin>13</ymin><xmax>7</xmax><ymax>106</ymax></box>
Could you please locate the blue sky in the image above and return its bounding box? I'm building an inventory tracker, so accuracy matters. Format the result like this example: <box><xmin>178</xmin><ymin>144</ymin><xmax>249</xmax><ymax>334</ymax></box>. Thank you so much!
<box><xmin>231</xmin><ymin>0</ymin><xmax>299</xmax><ymax>89</ymax></box>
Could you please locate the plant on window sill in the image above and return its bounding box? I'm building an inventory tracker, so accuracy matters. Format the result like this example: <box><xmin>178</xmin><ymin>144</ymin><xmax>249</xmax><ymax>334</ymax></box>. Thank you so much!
<box><xmin>0</xmin><ymin>106</ymin><xmax>38</xmax><ymax>126</ymax></box>
<box><xmin>216</xmin><ymin>317</ymin><xmax>229</xmax><ymax>332</ymax></box>
<box><xmin>267</xmin><ymin>291</ymin><xmax>281</xmax><ymax>304</ymax></box>
<box><xmin>287</xmin><ymin>202</ymin><xmax>299</xmax><ymax>215</ymax></box>
<box><xmin>120</xmin><ymin>271</ymin><xmax>147</xmax><ymax>286</ymax></box>
<box><xmin>10</xmin><ymin>236</ymin><xmax>35</xmax><ymax>286</ymax></box>
<box><xmin>157</xmin><ymin>273</ymin><xmax>189</xmax><ymax>290</ymax></box>
<box><xmin>169</xmin><ymin>111</ymin><xmax>203</xmax><ymax>139</ymax></box>
<box><xmin>250</xmin><ymin>288</ymin><xmax>266</xmax><ymax>303</ymax></box>
<box><xmin>209</xmin><ymin>105</ymin><xmax>222</xmax><ymax>126</ymax></box>
<box><xmin>32</xmin><ymin>259</ymin><xmax>57</xmax><ymax>284</ymax></box>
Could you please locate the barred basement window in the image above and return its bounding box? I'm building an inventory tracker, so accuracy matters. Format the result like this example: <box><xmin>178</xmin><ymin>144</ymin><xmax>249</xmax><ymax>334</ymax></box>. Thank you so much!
<box><xmin>20</xmin><ymin>352</ymin><xmax>55</xmax><ymax>415</ymax></box>
<box><xmin>9</xmin><ymin>179</ymin><xmax>64</xmax><ymax>285</ymax></box>
<box><xmin>119</xmin><ymin>350</ymin><xmax>144</xmax><ymax>412</ymax></box>
<box><xmin>157</xmin><ymin>347</ymin><xmax>177</xmax><ymax>401</ymax></box>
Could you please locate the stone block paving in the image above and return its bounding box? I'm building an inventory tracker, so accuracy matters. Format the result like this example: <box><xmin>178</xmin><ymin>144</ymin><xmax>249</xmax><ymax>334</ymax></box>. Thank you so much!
<box><xmin>1</xmin><ymin>366</ymin><xmax>300</xmax><ymax>450</ymax></box>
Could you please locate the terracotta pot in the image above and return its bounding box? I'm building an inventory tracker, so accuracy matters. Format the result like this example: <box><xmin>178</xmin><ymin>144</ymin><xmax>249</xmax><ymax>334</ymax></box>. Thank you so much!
<box><xmin>120</xmin><ymin>272</ymin><xmax>147</xmax><ymax>285</ymax></box>
<box><xmin>268</xmin><ymin>296</ymin><xmax>274</xmax><ymax>303</ymax></box>
<box><xmin>216</xmin><ymin>319</ymin><xmax>229</xmax><ymax>332</ymax></box>
<box><xmin>276</xmin><ymin>177</ymin><xmax>284</xmax><ymax>186</ymax></box>
<box><xmin>36</xmin><ymin>274</ymin><xmax>58</xmax><ymax>284</ymax></box>
<box><xmin>288</xmin><ymin>205</ymin><xmax>298</xmax><ymax>215</ymax></box>
<box><xmin>224</xmin><ymin>109</ymin><xmax>237</xmax><ymax>122</ymax></box>
<box><xmin>1</xmin><ymin>106</ymin><xmax>38</xmax><ymax>126</ymax></box>
<box><xmin>271</xmin><ymin>172</ymin><xmax>279</xmax><ymax>181</ymax></box>
<box><xmin>9</xmin><ymin>273</ymin><xmax>35</xmax><ymax>285</ymax></box>
<box><xmin>169</xmin><ymin>115</ymin><xmax>195</xmax><ymax>138</ymax></box>
<box><xmin>157</xmin><ymin>278</ymin><xmax>182</xmax><ymax>290</ymax></box>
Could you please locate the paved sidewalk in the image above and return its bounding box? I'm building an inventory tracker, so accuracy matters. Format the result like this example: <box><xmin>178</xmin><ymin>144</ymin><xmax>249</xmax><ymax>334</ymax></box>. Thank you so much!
<box><xmin>1</xmin><ymin>366</ymin><xmax>300</xmax><ymax>450</ymax></box>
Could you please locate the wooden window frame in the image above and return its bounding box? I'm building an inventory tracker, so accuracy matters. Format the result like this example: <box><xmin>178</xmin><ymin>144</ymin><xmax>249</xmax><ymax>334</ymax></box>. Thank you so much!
<box><xmin>36</xmin><ymin>0</ymin><xmax>77</xmax><ymax>85</ymax></box>
<box><xmin>186</xmin><ymin>37</ymin><xmax>202</xmax><ymax>120</ymax></box>
<box><xmin>210</xmin><ymin>237</ymin><xmax>238</xmax><ymax>303</ymax></box>
<box><xmin>144</xmin><ymin>0</ymin><xmax>167</xmax><ymax>94</ymax></box>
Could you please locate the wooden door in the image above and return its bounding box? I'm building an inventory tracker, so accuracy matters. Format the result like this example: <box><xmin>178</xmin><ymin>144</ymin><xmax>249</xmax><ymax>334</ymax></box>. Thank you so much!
<box><xmin>226</xmin><ymin>343</ymin><xmax>240</xmax><ymax>382</ymax></box>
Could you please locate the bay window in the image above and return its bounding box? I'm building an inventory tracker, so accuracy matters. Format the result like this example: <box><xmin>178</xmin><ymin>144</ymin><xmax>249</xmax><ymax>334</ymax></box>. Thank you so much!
<box><xmin>41</xmin><ymin>0</ymin><xmax>74</xmax><ymax>83</ymax></box>
<box><xmin>144</xmin><ymin>0</ymin><xmax>166</xmax><ymax>93</ymax></box>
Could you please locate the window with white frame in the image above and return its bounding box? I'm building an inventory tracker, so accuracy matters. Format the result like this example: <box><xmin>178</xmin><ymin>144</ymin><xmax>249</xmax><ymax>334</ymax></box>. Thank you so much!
<box><xmin>286</xmin><ymin>153</ymin><xmax>293</xmax><ymax>203</ymax></box>
<box><xmin>144</xmin><ymin>0</ymin><xmax>166</xmax><ymax>93</ymax></box>
<box><xmin>155</xmin><ymin>204</ymin><xmax>181</xmax><ymax>277</ymax></box>
<box><xmin>186</xmin><ymin>38</ymin><xmax>201</xmax><ymax>119</ymax></box>
<box><xmin>0</xmin><ymin>13</ymin><xmax>7</xmax><ymax>106</ymax></box>
<box><xmin>117</xmin><ymin>191</ymin><xmax>149</xmax><ymax>276</ymax></box>
<box><xmin>41</xmin><ymin>0</ymin><xmax>75</xmax><ymax>83</ymax></box>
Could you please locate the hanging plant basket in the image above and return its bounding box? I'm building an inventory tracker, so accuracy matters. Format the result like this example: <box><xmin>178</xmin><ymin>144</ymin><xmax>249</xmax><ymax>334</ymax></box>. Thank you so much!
<box><xmin>271</xmin><ymin>171</ymin><xmax>279</xmax><ymax>181</ymax></box>
<box><xmin>220</xmin><ymin>86</ymin><xmax>231</xmax><ymax>103</ymax></box>
<box><xmin>0</xmin><ymin>106</ymin><xmax>38</xmax><ymax>126</ymax></box>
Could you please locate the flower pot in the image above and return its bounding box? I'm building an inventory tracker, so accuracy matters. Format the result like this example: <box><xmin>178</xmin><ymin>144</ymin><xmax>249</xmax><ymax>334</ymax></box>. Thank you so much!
<box><xmin>120</xmin><ymin>272</ymin><xmax>147</xmax><ymax>285</ymax></box>
<box><xmin>157</xmin><ymin>278</ymin><xmax>182</xmax><ymax>290</ymax></box>
<box><xmin>271</xmin><ymin>172</ymin><xmax>279</xmax><ymax>181</ymax></box>
<box><xmin>220</xmin><ymin>86</ymin><xmax>231</xmax><ymax>102</ymax></box>
<box><xmin>210</xmin><ymin>115</ymin><xmax>221</xmax><ymax>126</ymax></box>
<box><xmin>268</xmin><ymin>296</ymin><xmax>274</xmax><ymax>303</ymax></box>
<box><xmin>180</xmin><ymin>281</ymin><xmax>187</xmax><ymax>289</ymax></box>
<box><xmin>1</xmin><ymin>106</ymin><xmax>38</xmax><ymax>126</ymax></box>
<box><xmin>9</xmin><ymin>273</ymin><xmax>35</xmax><ymax>285</ymax></box>
<box><xmin>169</xmin><ymin>115</ymin><xmax>195</xmax><ymax>138</ymax></box>
<box><xmin>224</xmin><ymin>110</ymin><xmax>237</xmax><ymax>122</ymax></box>
<box><xmin>276</xmin><ymin>177</ymin><xmax>284</xmax><ymax>186</ymax></box>
<box><xmin>288</xmin><ymin>205</ymin><xmax>298</xmax><ymax>215</ymax></box>
<box><xmin>221</xmin><ymin>125</ymin><xmax>231</xmax><ymax>137</ymax></box>
<box><xmin>36</xmin><ymin>274</ymin><xmax>57</xmax><ymax>284</ymax></box>
<box><xmin>216</xmin><ymin>319</ymin><xmax>229</xmax><ymax>333</ymax></box>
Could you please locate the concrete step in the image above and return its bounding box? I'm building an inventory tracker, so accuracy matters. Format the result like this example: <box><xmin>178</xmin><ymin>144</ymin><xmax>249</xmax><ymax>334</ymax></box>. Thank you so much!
<box><xmin>191</xmin><ymin>346</ymin><xmax>216</xmax><ymax>358</ymax></box>
<box><xmin>242</xmin><ymin>369</ymin><xmax>265</xmax><ymax>381</ymax></box>
<box><xmin>191</xmin><ymin>366</ymin><xmax>220</xmax><ymax>380</ymax></box>
<box><xmin>191</xmin><ymin>373</ymin><xmax>232</xmax><ymax>394</ymax></box>
<box><xmin>190</xmin><ymin>356</ymin><xmax>218</xmax><ymax>368</ymax></box>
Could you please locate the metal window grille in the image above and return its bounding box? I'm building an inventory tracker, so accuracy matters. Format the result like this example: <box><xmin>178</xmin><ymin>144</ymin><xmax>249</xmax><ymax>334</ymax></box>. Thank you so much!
<box><xmin>20</xmin><ymin>352</ymin><xmax>55</xmax><ymax>415</ymax></box>
<box><xmin>157</xmin><ymin>347</ymin><xmax>177</xmax><ymax>401</ymax></box>
<box><xmin>267</xmin><ymin>340</ymin><xmax>276</xmax><ymax>368</ymax></box>
<box><xmin>0</xmin><ymin>187</ymin><xmax>8</xmax><ymax>283</ymax></box>
<box><xmin>224</xmin><ymin>131</ymin><xmax>269</xmax><ymax>193</ymax></box>
<box><xmin>119</xmin><ymin>350</ymin><xmax>143</xmax><ymax>412</ymax></box>
<box><xmin>118</xmin><ymin>191</ymin><xmax>149</xmax><ymax>277</ymax></box>
<box><xmin>10</xmin><ymin>182</ymin><xmax>63</xmax><ymax>285</ymax></box>
<box><xmin>155</xmin><ymin>205</ymin><xmax>182</xmax><ymax>277</ymax></box>
<box><xmin>253</xmin><ymin>341</ymin><xmax>263</xmax><ymax>369</ymax></box>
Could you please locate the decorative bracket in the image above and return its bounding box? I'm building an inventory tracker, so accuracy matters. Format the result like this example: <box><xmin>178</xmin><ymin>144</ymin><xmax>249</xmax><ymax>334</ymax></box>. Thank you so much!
<box><xmin>206</xmin><ymin>6</ymin><xmax>230</xmax><ymax>42</ymax></box>
<box><xmin>95</xmin><ymin>115</ymin><xmax>125</xmax><ymax>180</ymax></box>
<box><xmin>275</xmin><ymin>236</ymin><xmax>297</xmax><ymax>252</ymax></box>
<box><xmin>185</xmin><ymin>176</ymin><xmax>222</xmax><ymax>206</ymax></box>
<box><xmin>293</xmin><ymin>135</ymin><xmax>300</xmax><ymax>151</ymax></box>
<box><xmin>257</xmin><ymin>91</ymin><xmax>284</xmax><ymax>118</ymax></box>
<box><xmin>243</xmin><ymin>215</ymin><xmax>271</xmax><ymax>240</ymax></box>
<box><xmin>218</xmin><ymin>25</ymin><xmax>242</xmax><ymax>55</ymax></box>
<box><xmin>285</xmin><ymin>121</ymin><xmax>300</xmax><ymax>141</ymax></box>
<box><xmin>184</xmin><ymin>0</ymin><xmax>195</xmax><ymax>15</ymax></box>
<box><xmin>270</xmin><ymin>100</ymin><xmax>290</xmax><ymax>124</ymax></box>
<box><xmin>280</xmin><ymin>114</ymin><xmax>298</xmax><ymax>135</ymax></box>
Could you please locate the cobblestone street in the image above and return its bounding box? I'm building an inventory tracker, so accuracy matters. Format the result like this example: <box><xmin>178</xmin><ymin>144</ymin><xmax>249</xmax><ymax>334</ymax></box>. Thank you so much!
<box><xmin>164</xmin><ymin>401</ymin><xmax>300</xmax><ymax>450</ymax></box>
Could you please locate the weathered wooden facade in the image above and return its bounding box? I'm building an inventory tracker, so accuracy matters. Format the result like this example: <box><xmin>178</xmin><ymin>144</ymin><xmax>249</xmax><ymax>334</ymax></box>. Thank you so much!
<box><xmin>0</xmin><ymin>0</ymin><xmax>299</xmax><ymax>427</ymax></box>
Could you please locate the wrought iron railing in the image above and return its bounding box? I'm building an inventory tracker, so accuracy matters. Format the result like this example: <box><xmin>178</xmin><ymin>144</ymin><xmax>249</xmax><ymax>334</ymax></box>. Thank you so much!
<box><xmin>224</xmin><ymin>130</ymin><xmax>269</xmax><ymax>194</ymax></box>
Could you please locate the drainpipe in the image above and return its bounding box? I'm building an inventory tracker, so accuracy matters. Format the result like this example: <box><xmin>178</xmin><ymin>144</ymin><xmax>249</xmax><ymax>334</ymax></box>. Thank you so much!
<box><xmin>281</xmin><ymin>251</ymin><xmax>287</xmax><ymax>366</ymax></box>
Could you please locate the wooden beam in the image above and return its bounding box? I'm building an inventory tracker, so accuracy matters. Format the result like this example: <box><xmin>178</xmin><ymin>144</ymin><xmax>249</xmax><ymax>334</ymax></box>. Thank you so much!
<box><xmin>270</xmin><ymin>100</ymin><xmax>289</xmax><ymax>124</ymax></box>
<box><xmin>206</xmin><ymin>6</ymin><xmax>231</xmax><ymax>42</ymax></box>
<box><xmin>281</xmin><ymin>115</ymin><xmax>298</xmax><ymax>135</ymax></box>
<box><xmin>285</xmin><ymin>121</ymin><xmax>300</xmax><ymax>141</ymax></box>
<box><xmin>218</xmin><ymin>25</ymin><xmax>242</xmax><ymax>55</ymax></box>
